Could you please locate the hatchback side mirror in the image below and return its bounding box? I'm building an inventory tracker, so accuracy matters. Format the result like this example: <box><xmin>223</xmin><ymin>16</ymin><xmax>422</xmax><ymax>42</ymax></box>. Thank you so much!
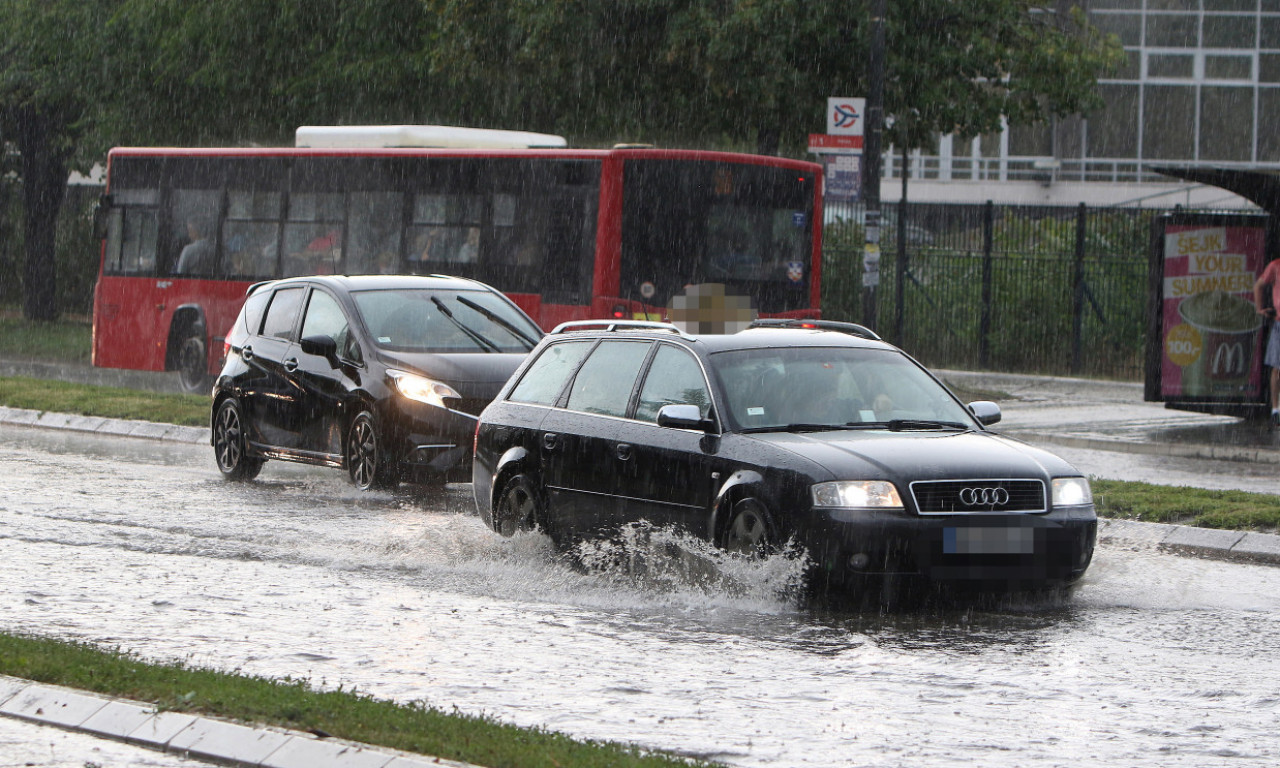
<box><xmin>967</xmin><ymin>400</ymin><xmax>1001</xmax><ymax>426</ymax></box>
<box><xmin>657</xmin><ymin>403</ymin><xmax>713</xmax><ymax>432</ymax></box>
<box><xmin>300</xmin><ymin>334</ymin><xmax>339</xmax><ymax>367</ymax></box>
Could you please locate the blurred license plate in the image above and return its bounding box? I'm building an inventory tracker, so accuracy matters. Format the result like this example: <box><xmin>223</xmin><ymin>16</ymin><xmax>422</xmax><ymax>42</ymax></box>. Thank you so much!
<box><xmin>943</xmin><ymin>527</ymin><xmax>1034</xmax><ymax>555</ymax></box>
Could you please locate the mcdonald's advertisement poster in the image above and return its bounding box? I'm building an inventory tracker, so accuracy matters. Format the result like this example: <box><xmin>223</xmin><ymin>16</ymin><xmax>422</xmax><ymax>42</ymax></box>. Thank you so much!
<box><xmin>1161</xmin><ymin>224</ymin><xmax>1267</xmax><ymax>399</ymax></box>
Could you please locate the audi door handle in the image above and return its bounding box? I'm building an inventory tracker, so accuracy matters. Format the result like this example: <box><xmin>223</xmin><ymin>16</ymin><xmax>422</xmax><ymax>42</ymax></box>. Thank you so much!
<box><xmin>283</xmin><ymin>357</ymin><xmax>299</xmax><ymax>372</ymax></box>
<box><xmin>542</xmin><ymin>432</ymin><xmax>558</xmax><ymax>451</ymax></box>
<box><xmin>616</xmin><ymin>443</ymin><xmax>632</xmax><ymax>461</ymax></box>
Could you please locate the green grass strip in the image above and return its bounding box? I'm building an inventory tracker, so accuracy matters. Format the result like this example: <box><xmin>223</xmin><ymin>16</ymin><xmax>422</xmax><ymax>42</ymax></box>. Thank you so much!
<box><xmin>0</xmin><ymin>317</ymin><xmax>92</xmax><ymax>363</ymax></box>
<box><xmin>1092</xmin><ymin>478</ymin><xmax>1280</xmax><ymax>532</ymax></box>
<box><xmin>0</xmin><ymin>376</ymin><xmax>209</xmax><ymax>427</ymax></box>
<box><xmin>0</xmin><ymin>632</ymin><xmax>713</xmax><ymax>768</ymax></box>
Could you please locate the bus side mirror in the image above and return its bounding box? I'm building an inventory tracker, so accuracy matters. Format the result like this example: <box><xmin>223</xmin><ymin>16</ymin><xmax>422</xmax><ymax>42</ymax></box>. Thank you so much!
<box><xmin>92</xmin><ymin>195</ymin><xmax>113</xmax><ymax>240</ymax></box>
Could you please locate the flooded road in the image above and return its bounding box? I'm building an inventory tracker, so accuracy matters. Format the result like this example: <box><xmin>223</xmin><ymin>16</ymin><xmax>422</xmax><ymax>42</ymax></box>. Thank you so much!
<box><xmin>1</xmin><ymin>424</ymin><xmax>1277</xmax><ymax>767</ymax></box>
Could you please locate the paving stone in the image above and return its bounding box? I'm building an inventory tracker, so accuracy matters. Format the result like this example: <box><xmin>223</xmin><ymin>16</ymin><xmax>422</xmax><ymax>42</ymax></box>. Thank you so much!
<box><xmin>261</xmin><ymin>735</ymin><xmax>395</xmax><ymax>768</ymax></box>
<box><xmin>167</xmin><ymin>717</ymin><xmax>292</xmax><ymax>764</ymax></box>
<box><xmin>1097</xmin><ymin>519</ymin><xmax>1172</xmax><ymax>549</ymax></box>
<box><xmin>1159</xmin><ymin>526</ymin><xmax>1246</xmax><ymax>557</ymax></box>
<box><xmin>126</xmin><ymin>710</ymin><xmax>199</xmax><ymax>746</ymax></box>
<box><xmin>1230</xmin><ymin>532</ymin><xmax>1280</xmax><ymax>565</ymax></box>
<box><xmin>78</xmin><ymin>699</ymin><xmax>156</xmax><ymax>740</ymax></box>
<box><xmin>0</xmin><ymin>683</ymin><xmax>107</xmax><ymax>728</ymax></box>
<box><xmin>0</xmin><ymin>677</ymin><xmax>28</xmax><ymax>706</ymax></box>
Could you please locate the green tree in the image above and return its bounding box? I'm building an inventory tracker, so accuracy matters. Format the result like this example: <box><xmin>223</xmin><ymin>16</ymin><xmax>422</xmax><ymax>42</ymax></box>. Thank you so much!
<box><xmin>428</xmin><ymin>0</ymin><xmax>1120</xmax><ymax>154</ymax></box>
<box><xmin>0</xmin><ymin>0</ymin><xmax>117</xmax><ymax>321</ymax></box>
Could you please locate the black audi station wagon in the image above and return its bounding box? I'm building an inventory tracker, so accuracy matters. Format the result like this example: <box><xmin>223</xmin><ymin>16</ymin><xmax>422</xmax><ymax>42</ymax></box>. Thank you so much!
<box><xmin>212</xmin><ymin>274</ymin><xmax>542</xmax><ymax>490</ymax></box>
<box><xmin>473</xmin><ymin>319</ymin><xmax>1096</xmax><ymax>594</ymax></box>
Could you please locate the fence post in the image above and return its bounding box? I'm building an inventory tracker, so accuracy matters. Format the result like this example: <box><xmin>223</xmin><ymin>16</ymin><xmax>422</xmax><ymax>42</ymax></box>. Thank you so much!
<box><xmin>1072</xmin><ymin>203</ymin><xmax>1087</xmax><ymax>374</ymax></box>
<box><xmin>979</xmin><ymin>200</ymin><xmax>994</xmax><ymax>368</ymax></box>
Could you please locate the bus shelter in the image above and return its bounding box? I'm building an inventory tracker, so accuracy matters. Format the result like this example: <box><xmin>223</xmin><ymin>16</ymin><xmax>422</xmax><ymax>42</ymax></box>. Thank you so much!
<box><xmin>1145</xmin><ymin>167</ymin><xmax>1280</xmax><ymax>418</ymax></box>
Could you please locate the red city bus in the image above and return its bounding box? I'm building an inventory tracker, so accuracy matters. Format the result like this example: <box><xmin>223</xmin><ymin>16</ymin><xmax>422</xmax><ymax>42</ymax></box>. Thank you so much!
<box><xmin>92</xmin><ymin>126</ymin><xmax>824</xmax><ymax>392</ymax></box>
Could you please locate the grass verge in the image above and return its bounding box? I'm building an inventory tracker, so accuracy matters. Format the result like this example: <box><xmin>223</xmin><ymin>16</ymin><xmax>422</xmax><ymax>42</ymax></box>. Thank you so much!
<box><xmin>0</xmin><ymin>316</ymin><xmax>92</xmax><ymax>363</ymax></box>
<box><xmin>1092</xmin><ymin>478</ymin><xmax>1280</xmax><ymax>532</ymax></box>
<box><xmin>0</xmin><ymin>376</ymin><xmax>208</xmax><ymax>427</ymax></box>
<box><xmin>0</xmin><ymin>632</ymin><xmax>712</xmax><ymax>768</ymax></box>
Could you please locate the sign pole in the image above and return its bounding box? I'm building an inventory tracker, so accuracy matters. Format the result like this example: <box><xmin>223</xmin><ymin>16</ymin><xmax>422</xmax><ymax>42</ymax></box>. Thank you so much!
<box><xmin>862</xmin><ymin>0</ymin><xmax>886</xmax><ymax>330</ymax></box>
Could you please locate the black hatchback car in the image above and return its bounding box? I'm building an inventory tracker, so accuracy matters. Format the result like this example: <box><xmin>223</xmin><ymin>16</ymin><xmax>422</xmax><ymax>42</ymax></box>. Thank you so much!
<box><xmin>473</xmin><ymin>319</ymin><xmax>1096</xmax><ymax>592</ymax></box>
<box><xmin>212</xmin><ymin>274</ymin><xmax>542</xmax><ymax>490</ymax></box>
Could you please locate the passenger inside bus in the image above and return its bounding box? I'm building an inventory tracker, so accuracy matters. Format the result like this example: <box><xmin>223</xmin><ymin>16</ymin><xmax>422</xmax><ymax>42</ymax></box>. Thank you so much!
<box><xmin>174</xmin><ymin>219</ymin><xmax>217</xmax><ymax>275</ymax></box>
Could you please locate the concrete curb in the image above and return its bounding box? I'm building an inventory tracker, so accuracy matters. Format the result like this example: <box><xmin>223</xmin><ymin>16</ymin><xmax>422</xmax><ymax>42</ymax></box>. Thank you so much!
<box><xmin>1004</xmin><ymin>428</ymin><xmax>1280</xmax><ymax>465</ymax></box>
<box><xmin>1099</xmin><ymin>518</ymin><xmax>1280</xmax><ymax>566</ymax></box>
<box><xmin>0</xmin><ymin>675</ymin><xmax>482</xmax><ymax>768</ymax></box>
<box><xmin>0</xmin><ymin>405</ymin><xmax>208</xmax><ymax>444</ymax></box>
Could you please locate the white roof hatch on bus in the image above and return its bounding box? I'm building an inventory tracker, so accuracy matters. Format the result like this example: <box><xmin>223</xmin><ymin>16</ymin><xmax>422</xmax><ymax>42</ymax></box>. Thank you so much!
<box><xmin>296</xmin><ymin>125</ymin><xmax>567</xmax><ymax>149</ymax></box>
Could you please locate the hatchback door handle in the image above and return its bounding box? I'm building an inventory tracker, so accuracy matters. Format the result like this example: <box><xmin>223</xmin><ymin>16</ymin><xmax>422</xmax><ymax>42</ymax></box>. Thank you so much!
<box><xmin>616</xmin><ymin>443</ymin><xmax>632</xmax><ymax>461</ymax></box>
<box><xmin>284</xmin><ymin>357</ymin><xmax>299</xmax><ymax>372</ymax></box>
<box><xmin>542</xmin><ymin>432</ymin><xmax>558</xmax><ymax>451</ymax></box>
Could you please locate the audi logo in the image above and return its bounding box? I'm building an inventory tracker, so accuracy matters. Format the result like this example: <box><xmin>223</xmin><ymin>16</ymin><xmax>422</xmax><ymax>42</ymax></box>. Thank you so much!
<box><xmin>959</xmin><ymin>487</ymin><xmax>1010</xmax><ymax>506</ymax></box>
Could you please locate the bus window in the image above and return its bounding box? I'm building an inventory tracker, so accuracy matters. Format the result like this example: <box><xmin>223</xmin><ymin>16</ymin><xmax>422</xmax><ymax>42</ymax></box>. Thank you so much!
<box><xmin>104</xmin><ymin>190</ymin><xmax>159</xmax><ymax>276</ymax></box>
<box><xmin>348</xmin><ymin>192</ymin><xmax>404</xmax><ymax>274</ymax></box>
<box><xmin>169</xmin><ymin>189</ymin><xmax>222</xmax><ymax>276</ymax></box>
<box><xmin>406</xmin><ymin>193</ymin><xmax>483</xmax><ymax>268</ymax></box>
<box><xmin>223</xmin><ymin>190</ymin><xmax>282</xmax><ymax>279</ymax></box>
<box><xmin>283</xmin><ymin>192</ymin><xmax>344</xmax><ymax>277</ymax></box>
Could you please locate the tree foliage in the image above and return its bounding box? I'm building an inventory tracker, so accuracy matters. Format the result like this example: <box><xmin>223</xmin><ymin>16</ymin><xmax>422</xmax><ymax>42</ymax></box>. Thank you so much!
<box><xmin>0</xmin><ymin>0</ymin><xmax>1120</xmax><ymax>317</ymax></box>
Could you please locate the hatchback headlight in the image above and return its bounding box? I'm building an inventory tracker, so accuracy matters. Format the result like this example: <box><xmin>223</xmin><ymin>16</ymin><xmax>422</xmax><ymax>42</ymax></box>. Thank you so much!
<box><xmin>1052</xmin><ymin>477</ymin><xmax>1093</xmax><ymax>507</ymax></box>
<box><xmin>812</xmin><ymin>481</ymin><xmax>904</xmax><ymax>509</ymax></box>
<box><xmin>388</xmin><ymin>369</ymin><xmax>461</xmax><ymax>409</ymax></box>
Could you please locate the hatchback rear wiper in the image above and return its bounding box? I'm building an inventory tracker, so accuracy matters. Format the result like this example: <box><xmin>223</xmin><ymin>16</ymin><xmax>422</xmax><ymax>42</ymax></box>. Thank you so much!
<box><xmin>430</xmin><ymin>296</ymin><xmax>501</xmax><ymax>352</ymax></box>
<box><xmin>454</xmin><ymin>294</ymin><xmax>540</xmax><ymax>349</ymax></box>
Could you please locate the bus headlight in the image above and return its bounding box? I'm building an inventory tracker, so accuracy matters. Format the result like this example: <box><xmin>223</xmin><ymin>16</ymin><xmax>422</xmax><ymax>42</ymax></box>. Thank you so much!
<box><xmin>812</xmin><ymin>481</ymin><xmax>904</xmax><ymax>509</ymax></box>
<box><xmin>1052</xmin><ymin>477</ymin><xmax>1093</xmax><ymax>507</ymax></box>
<box><xmin>388</xmin><ymin>369</ymin><xmax>461</xmax><ymax>409</ymax></box>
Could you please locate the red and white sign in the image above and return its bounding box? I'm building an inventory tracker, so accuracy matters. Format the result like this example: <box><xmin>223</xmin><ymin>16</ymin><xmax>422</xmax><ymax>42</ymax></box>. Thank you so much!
<box><xmin>827</xmin><ymin>97</ymin><xmax>865</xmax><ymax>136</ymax></box>
<box><xmin>808</xmin><ymin>134</ymin><xmax>864</xmax><ymax>151</ymax></box>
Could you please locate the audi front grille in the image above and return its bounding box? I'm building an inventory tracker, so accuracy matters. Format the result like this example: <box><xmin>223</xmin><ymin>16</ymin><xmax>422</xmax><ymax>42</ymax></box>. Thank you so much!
<box><xmin>909</xmin><ymin>479</ymin><xmax>1047</xmax><ymax>515</ymax></box>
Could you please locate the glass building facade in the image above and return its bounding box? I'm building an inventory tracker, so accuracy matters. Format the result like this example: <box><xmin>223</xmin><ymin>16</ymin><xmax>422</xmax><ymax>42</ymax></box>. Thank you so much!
<box><xmin>895</xmin><ymin>1</ymin><xmax>1280</xmax><ymax>184</ymax></box>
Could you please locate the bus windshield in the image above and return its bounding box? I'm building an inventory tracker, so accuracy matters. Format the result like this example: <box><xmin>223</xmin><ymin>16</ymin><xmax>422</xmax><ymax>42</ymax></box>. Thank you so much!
<box><xmin>621</xmin><ymin>159</ymin><xmax>815</xmax><ymax>314</ymax></box>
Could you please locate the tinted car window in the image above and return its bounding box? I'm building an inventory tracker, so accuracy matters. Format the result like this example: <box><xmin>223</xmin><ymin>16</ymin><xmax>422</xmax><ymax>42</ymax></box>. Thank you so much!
<box><xmin>300</xmin><ymin>290</ymin><xmax>358</xmax><ymax>362</ymax></box>
<box><xmin>635</xmin><ymin>344</ymin><xmax>711</xmax><ymax>422</ymax></box>
<box><xmin>351</xmin><ymin>288</ymin><xmax>541</xmax><ymax>353</ymax></box>
<box><xmin>260</xmin><ymin>287</ymin><xmax>306</xmax><ymax>340</ymax></box>
<box><xmin>508</xmin><ymin>340</ymin><xmax>593</xmax><ymax>405</ymax></box>
<box><xmin>566</xmin><ymin>340</ymin><xmax>652</xmax><ymax>417</ymax></box>
<box><xmin>710</xmin><ymin>346</ymin><xmax>975</xmax><ymax>431</ymax></box>
<box><xmin>239</xmin><ymin>289</ymin><xmax>271</xmax><ymax>336</ymax></box>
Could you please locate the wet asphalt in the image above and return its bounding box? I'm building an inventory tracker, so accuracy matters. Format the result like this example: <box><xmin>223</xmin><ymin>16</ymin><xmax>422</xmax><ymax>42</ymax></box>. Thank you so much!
<box><xmin>2</xmin><ymin>358</ymin><xmax>1279</xmax><ymax>767</ymax></box>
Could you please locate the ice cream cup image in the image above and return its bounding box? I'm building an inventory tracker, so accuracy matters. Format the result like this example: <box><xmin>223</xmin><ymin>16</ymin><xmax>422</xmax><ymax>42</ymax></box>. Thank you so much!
<box><xmin>1177</xmin><ymin>290</ymin><xmax>1263</xmax><ymax>395</ymax></box>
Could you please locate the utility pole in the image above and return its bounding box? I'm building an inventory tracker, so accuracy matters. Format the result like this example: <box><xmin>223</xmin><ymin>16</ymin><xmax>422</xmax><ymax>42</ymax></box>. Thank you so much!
<box><xmin>862</xmin><ymin>0</ymin><xmax>886</xmax><ymax>330</ymax></box>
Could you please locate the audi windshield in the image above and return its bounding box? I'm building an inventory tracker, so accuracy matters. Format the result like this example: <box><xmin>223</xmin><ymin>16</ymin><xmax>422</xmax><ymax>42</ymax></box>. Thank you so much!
<box><xmin>709</xmin><ymin>346</ymin><xmax>979</xmax><ymax>433</ymax></box>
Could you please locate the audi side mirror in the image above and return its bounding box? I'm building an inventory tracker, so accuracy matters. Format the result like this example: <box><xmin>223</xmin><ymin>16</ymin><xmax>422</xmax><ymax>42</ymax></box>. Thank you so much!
<box><xmin>967</xmin><ymin>400</ymin><xmax>1001</xmax><ymax>426</ymax></box>
<box><xmin>657</xmin><ymin>403</ymin><xmax>713</xmax><ymax>432</ymax></box>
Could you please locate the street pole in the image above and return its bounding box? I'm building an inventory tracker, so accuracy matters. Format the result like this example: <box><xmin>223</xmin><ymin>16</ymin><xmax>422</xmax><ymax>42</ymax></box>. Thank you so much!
<box><xmin>862</xmin><ymin>0</ymin><xmax>886</xmax><ymax>330</ymax></box>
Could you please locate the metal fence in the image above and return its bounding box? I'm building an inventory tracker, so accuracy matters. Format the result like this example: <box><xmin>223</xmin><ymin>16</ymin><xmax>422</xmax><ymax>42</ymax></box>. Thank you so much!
<box><xmin>820</xmin><ymin>200</ymin><xmax>1172</xmax><ymax>381</ymax></box>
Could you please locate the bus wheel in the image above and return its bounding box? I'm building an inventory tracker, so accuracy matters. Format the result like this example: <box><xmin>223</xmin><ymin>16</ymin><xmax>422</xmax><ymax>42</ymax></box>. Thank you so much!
<box><xmin>176</xmin><ymin>332</ymin><xmax>211</xmax><ymax>394</ymax></box>
<box><xmin>212</xmin><ymin>399</ymin><xmax>264</xmax><ymax>481</ymax></box>
<box><xmin>346</xmin><ymin>411</ymin><xmax>398</xmax><ymax>491</ymax></box>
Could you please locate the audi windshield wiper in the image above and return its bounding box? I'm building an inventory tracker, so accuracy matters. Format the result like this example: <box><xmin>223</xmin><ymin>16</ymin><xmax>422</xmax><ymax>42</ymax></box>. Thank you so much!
<box><xmin>881</xmin><ymin>419</ymin><xmax>970</xmax><ymax>431</ymax></box>
<box><xmin>454</xmin><ymin>295</ymin><xmax>540</xmax><ymax>350</ymax></box>
<box><xmin>739</xmin><ymin>423</ymin><xmax>875</xmax><ymax>434</ymax></box>
<box><xmin>430</xmin><ymin>296</ymin><xmax>501</xmax><ymax>353</ymax></box>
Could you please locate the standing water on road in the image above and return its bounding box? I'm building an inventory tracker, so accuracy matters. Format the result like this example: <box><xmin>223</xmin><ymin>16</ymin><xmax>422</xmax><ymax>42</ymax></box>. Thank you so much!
<box><xmin>1</xmin><ymin>424</ymin><xmax>1277</xmax><ymax>767</ymax></box>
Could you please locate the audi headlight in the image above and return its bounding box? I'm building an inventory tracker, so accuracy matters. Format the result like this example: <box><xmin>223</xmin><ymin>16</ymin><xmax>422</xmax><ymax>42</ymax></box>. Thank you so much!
<box><xmin>812</xmin><ymin>481</ymin><xmax>904</xmax><ymax>509</ymax></box>
<box><xmin>388</xmin><ymin>369</ymin><xmax>461</xmax><ymax>409</ymax></box>
<box><xmin>1052</xmin><ymin>477</ymin><xmax>1093</xmax><ymax>507</ymax></box>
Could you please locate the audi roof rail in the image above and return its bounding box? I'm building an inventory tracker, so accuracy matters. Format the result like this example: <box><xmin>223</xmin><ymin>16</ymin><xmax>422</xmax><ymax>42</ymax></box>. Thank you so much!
<box><xmin>747</xmin><ymin>318</ymin><xmax>882</xmax><ymax>341</ymax></box>
<box><xmin>550</xmin><ymin>319</ymin><xmax>688</xmax><ymax>336</ymax></box>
